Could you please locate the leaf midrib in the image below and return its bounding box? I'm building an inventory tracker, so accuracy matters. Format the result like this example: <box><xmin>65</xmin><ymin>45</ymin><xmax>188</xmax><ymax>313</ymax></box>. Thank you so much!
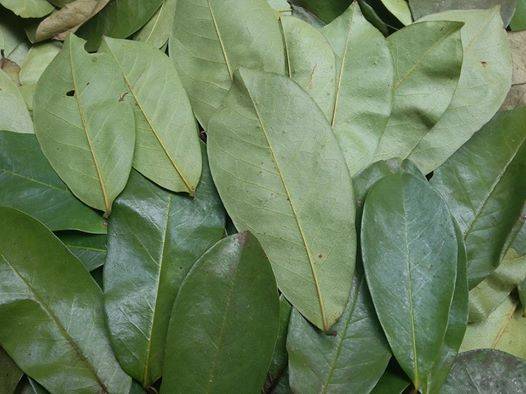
<box><xmin>207</xmin><ymin>0</ymin><xmax>233</xmax><ymax>79</ymax></box>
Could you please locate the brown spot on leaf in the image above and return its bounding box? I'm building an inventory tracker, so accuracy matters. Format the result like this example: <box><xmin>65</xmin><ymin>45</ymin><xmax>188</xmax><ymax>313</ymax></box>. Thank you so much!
<box><xmin>118</xmin><ymin>92</ymin><xmax>128</xmax><ymax>102</ymax></box>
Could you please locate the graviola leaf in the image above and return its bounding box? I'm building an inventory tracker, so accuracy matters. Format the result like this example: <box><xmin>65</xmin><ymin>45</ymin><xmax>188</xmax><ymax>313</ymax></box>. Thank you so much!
<box><xmin>161</xmin><ymin>232</ymin><xmax>279</xmax><ymax>393</ymax></box>
<box><xmin>0</xmin><ymin>0</ymin><xmax>54</xmax><ymax>18</ymax></box>
<box><xmin>380</xmin><ymin>0</ymin><xmax>412</xmax><ymax>25</ymax></box>
<box><xmin>431</xmin><ymin>107</ymin><xmax>526</xmax><ymax>287</ymax></box>
<box><xmin>0</xmin><ymin>347</ymin><xmax>22</xmax><ymax>394</ymax></box>
<box><xmin>291</xmin><ymin>0</ymin><xmax>352</xmax><ymax>23</ymax></box>
<box><xmin>58</xmin><ymin>231</ymin><xmax>107</xmax><ymax>272</ymax></box>
<box><xmin>0</xmin><ymin>131</ymin><xmax>107</xmax><ymax>233</ymax></box>
<box><xmin>511</xmin><ymin>0</ymin><xmax>526</xmax><ymax>30</ymax></box>
<box><xmin>287</xmin><ymin>270</ymin><xmax>391</xmax><ymax>393</ymax></box>
<box><xmin>267</xmin><ymin>295</ymin><xmax>292</xmax><ymax>386</ymax></box>
<box><xmin>208</xmin><ymin>68</ymin><xmax>356</xmax><ymax>331</ymax></box>
<box><xmin>100</xmin><ymin>37</ymin><xmax>202</xmax><ymax>195</ymax></box>
<box><xmin>322</xmin><ymin>2</ymin><xmax>394</xmax><ymax>176</ymax></box>
<box><xmin>371</xmin><ymin>369</ymin><xmax>410</xmax><ymax>394</ymax></box>
<box><xmin>361</xmin><ymin>173</ymin><xmax>458</xmax><ymax>390</ymax></box>
<box><xmin>0</xmin><ymin>207</ymin><xmax>131</xmax><ymax>393</ymax></box>
<box><xmin>33</xmin><ymin>34</ymin><xmax>135</xmax><ymax>215</ymax></box>
<box><xmin>105</xmin><ymin>150</ymin><xmax>225</xmax><ymax>387</ymax></box>
<box><xmin>374</xmin><ymin>21</ymin><xmax>463</xmax><ymax>167</ymax></box>
<box><xmin>133</xmin><ymin>0</ymin><xmax>177</xmax><ymax>49</ymax></box>
<box><xmin>169</xmin><ymin>0</ymin><xmax>285</xmax><ymax>127</ymax></box>
<box><xmin>0</xmin><ymin>69</ymin><xmax>34</xmax><ymax>133</ymax></box>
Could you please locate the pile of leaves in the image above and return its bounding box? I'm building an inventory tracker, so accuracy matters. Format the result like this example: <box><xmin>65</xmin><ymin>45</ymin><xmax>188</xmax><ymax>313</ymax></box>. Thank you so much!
<box><xmin>0</xmin><ymin>0</ymin><xmax>525</xmax><ymax>393</ymax></box>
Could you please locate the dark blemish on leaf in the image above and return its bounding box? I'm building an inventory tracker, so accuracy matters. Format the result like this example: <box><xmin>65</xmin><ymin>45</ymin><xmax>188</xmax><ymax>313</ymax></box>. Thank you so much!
<box><xmin>66</xmin><ymin>90</ymin><xmax>75</xmax><ymax>97</ymax></box>
<box><xmin>426</xmin><ymin>171</ymin><xmax>434</xmax><ymax>181</ymax></box>
<box><xmin>326</xmin><ymin>331</ymin><xmax>337</xmax><ymax>337</ymax></box>
<box><xmin>86</xmin><ymin>82</ymin><xmax>90</xmax><ymax>86</ymax></box>
<box><xmin>118</xmin><ymin>92</ymin><xmax>128</xmax><ymax>102</ymax></box>
<box><xmin>481</xmin><ymin>61</ymin><xmax>488</xmax><ymax>67</ymax></box>
<box><xmin>318</xmin><ymin>254</ymin><xmax>323</xmax><ymax>259</ymax></box>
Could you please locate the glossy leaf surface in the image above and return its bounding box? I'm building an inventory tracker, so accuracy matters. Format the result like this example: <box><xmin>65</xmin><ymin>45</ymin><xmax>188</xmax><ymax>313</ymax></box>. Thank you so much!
<box><xmin>0</xmin><ymin>207</ymin><xmax>131</xmax><ymax>393</ymax></box>
<box><xmin>161</xmin><ymin>232</ymin><xmax>279</xmax><ymax>393</ymax></box>
<box><xmin>59</xmin><ymin>232</ymin><xmax>107</xmax><ymax>272</ymax></box>
<box><xmin>33</xmin><ymin>34</ymin><xmax>135</xmax><ymax>215</ymax></box>
<box><xmin>133</xmin><ymin>0</ymin><xmax>176</xmax><ymax>49</ymax></box>
<box><xmin>268</xmin><ymin>295</ymin><xmax>292</xmax><ymax>385</ymax></box>
<box><xmin>101</xmin><ymin>37</ymin><xmax>202</xmax><ymax>195</ymax></box>
<box><xmin>0</xmin><ymin>0</ymin><xmax>54</xmax><ymax>18</ymax></box>
<box><xmin>0</xmin><ymin>69</ymin><xmax>33</xmax><ymax>133</ymax></box>
<box><xmin>208</xmin><ymin>68</ymin><xmax>356</xmax><ymax>331</ymax></box>
<box><xmin>371</xmin><ymin>369</ymin><xmax>410</xmax><ymax>394</ymax></box>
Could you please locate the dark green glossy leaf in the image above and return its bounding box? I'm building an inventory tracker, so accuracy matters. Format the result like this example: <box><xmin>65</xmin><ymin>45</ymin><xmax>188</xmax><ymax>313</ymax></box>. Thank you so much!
<box><xmin>105</xmin><ymin>151</ymin><xmax>225</xmax><ymax>387</ymax></box>
<box><xmin>511</xmin><ymin>0</ymin><xmax>526</xmax><ymax>30</ymax></box>
<box><xmin>267</xmin><ymin>295</ymin><xmax>292</xmax><ymax>384</ymax></box>
<box><xmin>133</xmin><ymin>0</ymin><xmax>177</xmax><ymax>49</ymax></box>
<box><xmin>161</xmin><ymin>232</ymin><xmax>279</xmax><ymax>393</ymax></box>
<box><xmin>33</xmin><ymin>34</ymin><xmax>135</xmax><ymax>215</ymax></box>
<box><xmin>58</xmin><ymin>231</ymin><xmax>107</xmax><ymax>272</ymax></box>
<box><xmin>0</xmin><ymin>207</ymin><xmax>131</xmax><ymax>393</ymax></box>
<box><xmin>0</xmin><ymin>0</ymin><xmax>54</xmax><ymax>18</ymax></box>
<box><xmin>17</xmin><ymin>377</ymin><xmax>49</xmax><ymax>394</ymax></box>
<box><xmin>441</xmin><ymin>349</ymin><xmax>526</xmax><ymax>393</ymax></box>
<box><xmin>371</xmin><ymin>369</ymin><xmax>410</xmax><ymax>394</ymax></box>
<box><xmin>271</xmin><ymin>369</ymin><xmax>291</xmax><ymax>394</ymax></box>
<box><xmin>431</xmin><ymin>108</ymin><xmax>526</xmax><ymax>287</ymax></box>
<box><xmin>0</xmin><ymin>347</ymin><xmax>22</xmax><ymax>394</ymax></box>
<box><xmin>0</xmin><ymin>68</ymin><xmax>33</xmax><ymax>133</ymax></box>
<box><xmin>290</xmin><ymin>0</ymin><xmax>352</xmax><ymax>23</ymax></box>
<box><xmin>287</xmin><ymin>270</ymin><xmax>391</xmax><ymax>393</ymax></box>
<box><xmin>0</xmin><ymin>131</ymin><xmax>107</xmax><ymax>233</ymax></box>
<box><xmin>361</xmin><ymin>174</ymin><xmax>458</xmax><ymax>390</ymax></box>
<box><xmin>208</xmin><ymin>68</ymin><xmax>355</xmax><ymax>331</ymax></box>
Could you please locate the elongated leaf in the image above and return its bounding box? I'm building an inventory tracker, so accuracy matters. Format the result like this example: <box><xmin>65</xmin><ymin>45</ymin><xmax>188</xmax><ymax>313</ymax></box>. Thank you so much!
<box><xmin>161</xmin><ymin>232</ymin><xmax>279</xmax><ymax>393</ymax></box>
<box><xmin>361</xmin><ymin>174</ymin><xmax>458</xmax><ymax>390</ymax></box>
<box><xmin>208</xmin><ymin>68</ymin><xmax>356</xmax><ymax>331</ymax></box>
<box><xmin>322</xmin><ymin>3</ymin><xmax>394</xmax><ymax>175</ymax></box>
<box><xmin>77</xmin><ymin>0</ymin><xmax>163</xmax><ymax>51</ymax></box>
<box><xmin>371</xmin><ymin>369</ymin><xmax>410</xmax><ymax>394</ymax></box>
<box><xmin>100</xmin><ymin>37</ymin><xmax>202</xmax><ymax>195</ymax></box>
<box><xmin>59</xmin><ymin>232</ymin><xmax>107</xmax><ymax>271</ymax></box>
<box><xmin>431</xmin><ymin>108</ymin><xmax>526</xmax><ymax>287</ymax></box>
<box><xmin>281</xmin><ymin>16</ymin><xmax>335</xmax><ymax>119</ymax></box>
<box><xmin>0</xmin><ymin>207</ymin><xmax>131</xmax><ymax>393</ymax></box>
<box><xmin>169</xmin><ymin>0</ymin><xmax>285</xmax><ymax>127</ymax></box>
<box><xmin>0</xmin><ymin>0</ymin><xmax>54</xmax><ymax>18</ymax></box>
<box><xmin>133</xmin><ymin>0</ymin><xmax>176</xmax><ymax>49</ymax></box>
<box><xmin>287</xmin><ymin>270</ymin><xmax>391</xmax><ymax>393</ymax></box>
<box><xmin>267</xmin><ymin>295</ymin><xmax>292</xmax><ymax>385</ymax></box>
<box><xmin>412</xmin><ymin>8</ymin><xmax>512</xmax><ymax>173</ymax></box>
<box><xmin>380</xmin><ymin>0</ymin><xmax>412</xmax><ymax>25</ymax></box>
<box><xmin>19</xmin><ymin>42</ymin><xmax>61</xmax><ymax>85</ymax></box>
<box><xmin>374</xmin><ymin>21</ymin><xmax>463</xmax><ymax>166</ymax></box>
<box><xmin>291</xmin><ymin>0</ymin><xmax>352</xmax><ymax>23</ymax></box>
<box><xmin>0</xmin><ymin>69</ymin><xmax>33</xmax><ymax>133</ymax></box>
<box><xmin>33</xmin><ymin>34</ymin><xmax>135</xmax><ymax>215</ymax></box>
<box><xmin>105</xmin><ymin>152</ymin><xmax>225</xmax><ymax>387</ymax></box>
<box><xmin>0</xmin><ymin>347</ymin><xmax>22</xmax><ymax>394</ymax></box>
<box><xmin>0</xmin><ymin>131</ymin><xmax>106</xmax><ymax>233</ymax></box>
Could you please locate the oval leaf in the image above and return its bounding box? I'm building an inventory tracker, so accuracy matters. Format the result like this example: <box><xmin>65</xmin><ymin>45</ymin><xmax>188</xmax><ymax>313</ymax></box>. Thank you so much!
<box><xmin>0</xmin><ymin>0</ymin><xmax>54</xmax><ymax>18</ymax></box>
<box><xmin>0</xmin><ymin>69</ymin><xmax>33</xmax><ymax>133</ymax></box>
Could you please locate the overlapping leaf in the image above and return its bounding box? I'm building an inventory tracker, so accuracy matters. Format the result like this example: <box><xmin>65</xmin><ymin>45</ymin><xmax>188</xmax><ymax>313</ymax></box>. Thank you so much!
<box><xmin>0</xmin><ymin>348</ymin><xmax>22</xmax><ymax>393</ymax></box>
<box><xmin>0</xmin><ymin>69</ymin><xmax>33</xmax><ymax>133</ymax></box>
<box><xmin>133</xmin><ymin>0</ymin><xmax>176</xmax><ymax>49</ymax></box>
<box><xmin>0</xmin><ymin>0</ymin><xmax>54</xmax><ymax>18</ymax></box>
<box><xmin>59</xmin><ymin>232</ymin><xmax>107</xmax><ymax>271</ymax></box>
<box><xmin>267</xmin><ymin>295</ymin><xmax>292</xmax><ymax>388</ymax></box>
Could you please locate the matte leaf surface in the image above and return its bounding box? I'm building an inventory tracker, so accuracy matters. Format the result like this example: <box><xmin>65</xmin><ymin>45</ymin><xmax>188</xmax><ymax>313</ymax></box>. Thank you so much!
<box><xmin>59</xmin><ymin>232</ymin><xmax>107</xmax><ymax>272</ymax></box>
<box><xmin>161</xmin><ymin>232</ymin><xmax>279</xmax><ymax>393</ymax></box>
<box><xmin>133</xmin><ymin>0</ymin><xmax>176</xmax><ymax>49</ymax></box>
<box><xmin>0</xmin><ymin>69</ymin><xmax>33</xmax><ymax>133</ymax></box>
<box><xmin>380</xmin><ymin>0</ymin><xmax>412</xmax><ymax>25</ymax></box>
<box><xmin>268</xmin><ymin>295</ymin><xmax>292</xmax><ymax>385</ymax></box>
<box><xmin>208</xmin><ymin>68</ymin><xmax>356</xmax><ymax>331</ymax></box>
<box><xmin>511</xmin><ymin>0</ymin><xmax>526</xmax><ymax>29</ymax></box>
<box><xmin>0</xmin><ymin>0</ymin><xmax>54</xmax><ymax>18</ymax></box>
<box><xmin>19</xmin><ymin>42</ymin><xmax>61</xmax><ymax>85</ymax></box>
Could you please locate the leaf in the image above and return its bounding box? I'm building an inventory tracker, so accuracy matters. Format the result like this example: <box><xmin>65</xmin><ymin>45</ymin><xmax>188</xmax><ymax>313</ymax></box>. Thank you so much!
<box><xmin>58</xmin><ymin>231</ymin><xmax>107</xmax><ymax>271</ymax></box>
<box><xmin>371</xmin><ymin>369</ymin><xmax>410</xmax><ymax>394</ymax></box>
<box><xmin>104</xmin><ymin>151</ymin><xmax>225</xmax><ymax>387</ymax></box>
<box><xmin>208</xmin><ymin>68</ymin><xmax>356</xmax><ymax>331</ymax></box>
<box><xmin>0</xmin><ymin>347</ymin><xmax>22</xmax><ymax>394</ymax></box>
<box><xmin>374</xmin><ymin>21</ymin><xmax>463</xmax><ymax>167</ymax></box>
<box><xmin>380</xmin><ymin>0</ymin><xmax>412</xmax><ymax>25</ymax></box>
<box><xmin>322</xmin><ymin>3</ymin><xmax>394</xmax><ymax>175</ymax></box>
<box><xmin>511</xmin><ymin>0</ymin><xmax>526</xmax><ymax>30</ymax></box>
<box><xmin>361</xmin><ymin>173</ymin><xmax>458</xmax><ymax>390</ymax></box>
<box><xmin>0</xmin><ymin>130</ymin><xmax>107</xmax><ymax>233</ymax></box>
<box><xmin>100</xmin><ymin>37</ymin><xmax>202</xmax><ymax>195</ymax></box>
<box><xmin>271</xmin><ymin>369</ymin><xmax>291</xmax><ymax>394</ymax></box>
<box><xmin>267</xmin><ymin>0</ymin><xmax>292</xmax><ymax>17</ymax></box>
<box><xmin>0</xmin><ymin>0</ymin><xmax>54</xmax><ymax>18</ymax></box>
<box><xmin>412</xmin><ymin>8</ymin><xmax>513</xmax><ymax>173</ymax></box>
<box><xmin>461</xmin><ymin>296</ymin><xmax>526</xmax><ymax>360</ymax></box>
<box><xmin>132</xmin><ymin>0</ymin><xmax>177</xmax><ymax>49</ymax></box>
<box><xmin>281</xmin><ymin>16</ymin><xmax>336</xmax><ymax>119</ymax></box>
<box><xmin>0</xmin><ymin>69</ymin><xmax>33</xmax><ymax>133</ymax></box>
<box><xmin>0</xmin><ymin>207</ymin><xmax>131</xmax><ymax>393</ymax></box>
<box><xmin>0</xmin><ymin>8</ymin><xmax>30</xmax><ymax>58</ymax></box>
<box><xmin>161</xmin><ymin>232</ymin><xmax>280</xmax><ymax>393</ymax></box>
<box><xmin>77</xmin><ymin>0</ymin><xmax>164</xmax><ymax>51</ymax></box>
<box><xmin>431</xmin><ymin>108</ymin><xmax>526</xmax><ymax>287</ymax></box>
<box><xmin>33</xmin><ymin>34</ymin><xmax>135</xmax><ymax>215</ymax></box>
<box><xmin>19</xmin><ymin>42</ymin><xmax>61</xmax><ymax>85</ymax></box>
<box><xmin>267</xmin><ymin>295</ymin><xmax>292</xmax><ymax>385</ymax></box>
<box><xmin>287</xmin><ymin>270</ymin><xmax>391</xmax><ymax>393</ymax></box>
<box><xmin>169</xmin><ymin>0</ymin><xmax>285</xmax><ymax>127</ymax></box>
<box><xmin>290</xmin><ymin>0</ymin><xmax>352</xmax><ymax>23</ymax></box>
<box><xmin>519</xmin><ymin>279</ymin><xmax>526</xmax><ymax>315</ymax></box>
<box><xmin>501</xmin><ymin>31</ymin><xmax>526</xmax><ymax>110</ymax></box>
<box><xmin>290</xmin><ymin>3</ymin><xmax>325</xmax><ymax>27</ymax></box>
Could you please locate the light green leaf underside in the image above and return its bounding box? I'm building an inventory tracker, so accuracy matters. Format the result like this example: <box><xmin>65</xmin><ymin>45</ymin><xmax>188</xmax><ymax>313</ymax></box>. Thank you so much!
<box><xmin>133</xmin><ymin>0</ymin><xmax>177</xmax><ymax>49</ymax></box>
<box><xmin>0</xmin><ymin>69</ymin><xmax>34</xmax><ymax>133</ymax></box>
<box><xmin>0</xmin><ymin>0</ymin><xmax>54</xmax><ymax>18</ymax></box>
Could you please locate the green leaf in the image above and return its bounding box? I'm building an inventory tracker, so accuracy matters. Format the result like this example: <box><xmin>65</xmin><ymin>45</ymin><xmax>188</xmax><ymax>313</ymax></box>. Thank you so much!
<box><xmin>501</xmin><ymin>31</ymin><xmax>526</xmax><ymax>110</ymax></box>
<box><xmin>161</xmin><ymin>232</ymin><xmax>279</xmax><ymax>393</ymax></box>
<box><xmin>361</xmin><ymin>173</ymin><xmax>458</xmax><ymax>390</ymax></box>
<box><xmin>100</xmin><ymin>37</ymin><xmax>202</xmax><ymax>195</ymax></box>
<box><xmin>104</xmin><ymin>151</ymin><xmax>225</xmax><ymax>387</ymax></box>
<box><xmin>0</xmin><ymin>347</ymin><xmax>22</xmax><ymax>394</ymax></box>
<box><xmin>281</xmin><ymin>16</ymin><xmax>336</xmax><ymax>119</ymax></box>
<box><xmin>374</xmin><ymin>21</ymin><xmax>463</xmax><ymax>167</ymax></box>
<box><xmin>371</xmin><ymin>369</ymin><xmax>410</xmax><ymax>394</ymax></box>
<box><xmin>519</xmin><ymin>279</ymin><xmax>526</xmax><ymax>315</ymax></box>
<box><xmin>208</xmin><ymin>68</ymin><xmax>356</xmax><ymax>331</ymax></box>
<box><xmin>169</xmin><ymin>0</ymin><xmax>285</xmax><ymax>127</ymax></box>
<box><xmin>322</xmin><ymin>3</ymin><xmax>394</xmax><ymax>175</ymax></box>
<box><xmin>287</xmin><ymin>270</ymin><xmax>391</xmax><ymax>393</ymax></box>
<box><xmin>412</xmin><ymin>8</ymin><xmax>513</xmax><ymax>173</ymax></box>
<box><xmin>0</xmin><ymin>207</ymin><xmax>131</xmax><ymax>393</ymax></box>
<box><xmin>267</xmin><ymin>295</ymin><xmax>292</xmax><ymax>384</ymax></box>
<box><xmin>133</xmin><ymin>0</ymin><xmax>177</xmax><ymax>49</ymax></box>
<box><xmin>0</xmin><ymin>8</ymin><xmax>30</xmax><ymax>58</ymax></box>
<box><xmin>0</xmin><ymin>130</ymin><xmax>107</xmax><ymax>233</ymax></box>
<box><xmin>33</xmin><ymin>34</ymin><xmax>135</xmax><ymax>215</ymax></box>
<box><xmin>511</xmin><ymin>0</ymin><xmax>526</xmax><ymax>30</ymax></box>
<box><xmin>17</xmin><ymin>377</ymin><xmax>49</xmax><ymax>394</ymax></box>
<box><xmin>58</xmin><ymin>231</ymin><xmax>107</xmax><ymax>271</ymax></box>
<box><xmin>19</xmin><ymin>42</ymin><xmax>61</xmax><ymax>86</ymax></box>
<box><xmin>267</xmin><ymin>0</ymin><xmax>292</xmax><ymax>16</ymax></box>
<box><xmin>431</xmin><ymin>108</ymin><xmax>526</xmax><ymax>287</ymax></box>
<box><xmin>0</xmin><ymin>69</ymin><xmax>33</xmax><ymax>133</ymax></box>
<box><xmin>291</xmin><ymin>0</ymin><xmax>352</xmax><ymax>23</ymax></box>
<box><xmin>0</xmin><ymin>0</ymin><xmax>54</xmax><ymax>18</ymax></box>
<box><xmin>380</xmin><ymin>0</ymin><xmax>412</xmax><ymax>25</ymax></box>
<box><xmin>77</xmin><ymin>0</ymin><xmax>163</xmax><ymax>51</ymax></box>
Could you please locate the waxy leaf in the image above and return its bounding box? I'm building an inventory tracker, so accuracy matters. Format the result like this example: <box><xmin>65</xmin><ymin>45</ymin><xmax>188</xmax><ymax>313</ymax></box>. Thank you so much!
<box><xmin>59</xmin><ymin>232</ymin><xmax>107</xmax><ymax>272</ymax></box>
<box><xmin>0</xmin><ymin>347</ymin><xmax>22</xmax><ymax>394</ymax></box>
<box><xmin>322</xmin><ymin>3</ymin><xmax>394</xmax><ymax>175</ymax></box>
<box><xmin>33</xmin><ymin>34</ymin><xmax>135</xmax><ymax>215</ymax></box>
<box><xmin>0</xmin><ymin>207</ymin><xmax>131</xmax><ymax>393</ymax></box>
<box><xmin>267</xmin><ymin>295</ymin><xmax>292</xmax><ymax>385</ymax></box>
<box><xmin>105</xmin><ymin>152</ymin><xmax>225</xmax><ymax>387</ymax></box>
<box><xmin>291</xmin><ymin>0</ymin><xmax>352</xmax><ymax>23</ymax></box>
<box><xmin>169</xmin><ymin>0</ymin><xmax>285</xmax><ymax>127</ymax></box>
<box><xmin>361</xmin><ymin>174</ymin><xmax>458</xmax><ymax>390</ymax></box>
<box><xmin>431</xmin><ymin>108</ymin><xmax>526</xmax><ymax>287</ymax></box>
<box><xmin>380</xmin><ymin>0</ymin><xmax>412</xmax><ymax>25</ymax></box>
<box><xmin>133</xmin><ymin>0</ymin><xmax>177</xmax><ymax>49</ymax></box>
<box><xmin>287</xmin><ymin>271</ymin><xmax>391</xmax><ymax>393</ymax></box>
<box><xmin>208</xmin><ymin>68</ymin><xmax>356</xmax><ymax>331</ymax></box>
<box><xmin>281</xmin><ymin>16</ymin><xmax>336</xmax><ymax>119</ymax></box>
<box><xmin>374</xmin><ymin>21</ymin><xmax>463</xmax><ymax>166</ymax></box>
<box><xmin>161</xmin><ymin>232</ymin><xmax>279</xmax><ymax>393</ymax></box>
<box><xmin>413</xmin><ymin>8</ymin><xmax>513</xmax><ymax>173</ymax></box>
<box><xmin>371</xmin><ymin>369</ymin><xmax>410</xmax><ymax>394</ymax></box>
<box><xmin>0</xmin><ymin>131</ymin><xmax>107</xmax><ymax>233</ymax></box>
<box><xmin>0</xmin><ymin>0</ymin><xmax>54</xmax><ymax>18</ymax></box>
<box><xmin>101</xmin><ymin>37</ymin><xmax>201</xmax><ymax>195</ymax></box>
<box><xmin>0</xmin><ymin>69</ymin><xmax>33</xmax><ymax>133</ymax></box>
